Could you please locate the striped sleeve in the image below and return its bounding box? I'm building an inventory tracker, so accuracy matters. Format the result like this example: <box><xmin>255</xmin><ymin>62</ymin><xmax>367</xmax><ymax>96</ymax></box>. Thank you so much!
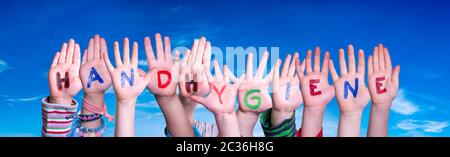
<box><xmin>41</xmin><ymin>97</ymin><xmax>78</xmax><ymax>137</ymax></box>
<box><xmin>260</xmin><ymin>108</ymin><xmax>297</xmax><ymax>137</ymax></box>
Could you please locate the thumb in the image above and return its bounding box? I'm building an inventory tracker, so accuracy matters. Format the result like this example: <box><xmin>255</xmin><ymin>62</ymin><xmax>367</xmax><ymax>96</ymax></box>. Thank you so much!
<box><xmin>190</xmin><ymin>95</ymin><xmax>206</xmax><ymax>105</ymax></box>
<box><xmin>392</xmin><ymin>65</ymin><xmax>400</xmax><ymax>86</ymax></box>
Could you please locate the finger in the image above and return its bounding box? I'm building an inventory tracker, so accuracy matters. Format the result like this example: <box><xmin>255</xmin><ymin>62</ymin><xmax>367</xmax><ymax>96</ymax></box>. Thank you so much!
<box><xmin>195</xmin><ymin>37</ymin><xmax>206</xmax><ymax>64</ymax></box>
<box><xmin>100</xmin><ymin>38</ymin><xmax>107</xmax><ymax>59</ymax></box>
<box><xmin>288</xmin><ymin>53</ymin><xmax>298</xmax><ymax>77</ymax></box>
<box><xmin>273</xmin><ymin>59</ymin><xmax>281</xmax><ymax>91</ymax></box>
<box><xmin>378</xmin><ymin>44</ymin><xmax>385</xmax><ymax>71</ymax></box>
<box><xmin>368</xmin><ymin>55</ymin><xmax>373</xmax><ymax>76</ymax></box>
<box><xmin>392</xmin><ymin>65</ymin><xmax>400</xmax><ymax>86</ymax></box>
<box><xmin>144</xmin><ymin>36</ymin><xmax>155</xmax><ymax>61</ymax></box>
<box><xmin>329</xmin><ymin>59</ymin><xmax>339</xmax><ymax>82</ymax></box>
<box><xmin>246</xmin><ymin>52</ymin><xmax>254</xmax><ymax>79</ymax></box>
<box><xmin>205</xmin><ymin>64</ymin><xmax>214</xmax><ymax>83</ymax></box>
<box><xmin>384</xmin><ymin>47</ymin><xmax>393</xmax><ymax>77</ymax></box>
<box><xmin>224</xmin><ymin>65</ymin><xmax>230</xmax><ymax>82</ymax></box>
<box><xmin>51</xmin><ymin>52</ymin><xmax>60</xmax><ymax>68</ymax></box>
<box><xmin>203</xmin><ymin>41</ymin><xmax>212</xmax><ymax>66</ymax></box>
<box><xmin>281</xmin><ymin>54</ymin><xmax>291</xmax><ymax>77</ymax></box>
<box><xmin>295</xmin><ymin>58</ymin><xmax>304</xmax><ymax>78</ymax></box>
<box><xmin>164</xmin><ymin>36</ymin><xmax>172</xmax><ymax>61</ymax></box>
<box><xmin>190</xmin><ymin>95</ymin><xmax>207</xmax><ymax>105</ymax></box>
<box><xmin>256</xmin><ymin>51</ymin><xmax>269</xmax><ymax>79</ymax></box>
<box><xmin>263</xmin><ymin>65</ymin><xmax>275</xmax><ymax>83</ymax></box>
<box><xmin>213</xmin><ymin>60</ymin><xmax>223</xmax><ymax>81</ymax></box>
<box><xmin>131</xmin><ymin>41</ymin><xmax>138</xmax><ymax>66</ymax></box>
<box><xmin>88</xmin><ymin>38</ymin><xmax>94</xmax><ymax>61</ymax></box>
<box><xmin>313</xmin><ymin>47</ymin><xmax>321</xmax><ymax>72</ymax></box>
<box><xmin>66</xmin><ymin>39</ymin><xmax>75</xmax><ymax>64</ymax></box>
<box><xmin>357</xmin><ymin>49</ymin><xmax>365</xmax><ymax>75</ymax></box>
<box><xmin>306</xmin><ymin>50</ymin><xmax>312</xmax><ymax>73</ymax></box>
<box><xmin>114</xmin><ymin>41</ymin><xmax>123</xmax><ymax>66</ymax></box>
<box><xmin>103</xmin><ymin>51</ymin><xmax>115</xmax><ymax>73</ymax></box>
<box><xmin>181</xmin><ymin>50</ymin><xmax>191</xmax><ymax>66</ymax></box>
<box><xmin>189</xmin><ymin>39</ymin><xmax>199</xmax><ymax>64</ymax></box>
<box><xmin>94</xmin><ymin>34</ymin><xmax>100</xmax><ymax>59</ymax></box>
<box><xmin>155</xmin><ymin>33</ymin><xmax>164</xmax><ymax>61</ymax></box>
<box><xmin>82</xmin><ymin>49</ymin><xmax>87</xmax><ymax>65</ymax></box>
<box><xmin>122</xmin><ymin>38</ymin><xmax>130</xmax><ymax>64</ymax></box>
<box><xmin>373</xmin><ymin>46</ymin><xmax>379</xmax><ymax>72</ymax></box>
<box><xmin>348</xmin><ymin>44</ymin><xmax>356</xmax><ymax>74</ymax></box>
<box><xmin>73</xmin><ymin>44</ymin><xmax>81</xmax><ymax>65</ymax></box>
<box><xmin>339</xmin><ymin>48</ymin><xmax>348</xmax><ymax>75</ymax></box>
<box><xmin>173</xmin><ymin>50</ymin><xmax>181</xmax><ymax>65</ymax></box>
<box><xmin>225</xmin><ymin>65</ymin><xmax>240</xmax><ymax>84</ymax></box>
<box><xmin>59</xmin><ymin>43</ymin><xmax>67</xmax><ymax>63</ymax></box>
<box><xmin>322</xmin><ymin>51</ymin><xmax>330</xmax><ymax>76</ymax></box>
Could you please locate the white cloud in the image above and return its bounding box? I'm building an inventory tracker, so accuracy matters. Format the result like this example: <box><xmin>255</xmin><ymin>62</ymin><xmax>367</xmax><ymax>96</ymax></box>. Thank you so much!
<box><xmin>397</xmin><ymin>119</ymin><xmax>449</xmax><ymax>134</ymax></box>
<box><xmin>392</xmin><ymin>89</ymin><xmax>419</xmax><ymax>115</ymax></box>
<box><xmin>5</xmin><ymin>96</ymin><xmax>40</xmax><ymax>102</ymax></box>
<box><xmin>0</xmin><ymin>59</ymin><xmax>9</xmax><ymax>73</ymax></box>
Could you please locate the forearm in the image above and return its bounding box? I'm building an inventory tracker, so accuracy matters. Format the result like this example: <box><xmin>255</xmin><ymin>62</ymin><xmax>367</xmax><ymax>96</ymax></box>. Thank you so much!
<box><xmin>179</xmin><ymin>95</ymin><xmax>197</xmax><ymax>125</ymax></box>
<box><xmin>115</xmin><ymin>99</ymin><xmax>136</xmax><ymax>137</ymax></box>
<box><xmin>367</xmin><ymin>103</ymin><xmax>391</xmax><ymax>137</ymax></box>
<box><xmin>301</xmin><ymin>107</ymin><xmax>324</xmax><ymax>137</ymax></box>
<box><xmin>157</xmin><ymin>95</ymin><xmax>194</xmax><ymax>137</ymax></box>
<box><xmin>338</xmin><ymin>111</ymin><xmax>363</xmax><ymax>137</ymax></box>
<box><xmin>215</xmin><ymin>112</ymin><xmax>241</xmax><ymax>137</ymax></box>
<box><xmin>81</xmin><ymin>93</ymin><xmax>105</xmax><ymax>136</ymax></box>
<box><xmin>271</xmin><ymin>109</ymin><xmax>294</xmax><ymax>128</ymax></box>
<box><xmin>236</xmin><ymin>110</ymin><xmax>259</xmax><ymax>137</ymax></box>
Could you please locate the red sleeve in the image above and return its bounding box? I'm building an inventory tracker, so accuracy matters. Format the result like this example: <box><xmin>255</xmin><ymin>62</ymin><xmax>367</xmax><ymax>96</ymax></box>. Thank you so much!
<box><xmin>296</xmin><ymin>127</ymin><xmax>323</xmax><ymax>137</ymax></box>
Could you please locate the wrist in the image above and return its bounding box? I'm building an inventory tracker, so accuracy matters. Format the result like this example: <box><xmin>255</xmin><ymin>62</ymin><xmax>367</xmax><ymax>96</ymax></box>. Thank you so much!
<box><xmin>49</xmin><ymin>96</ymin><xmax>73</xmax><ymax>105</ymax></box>
<box><xmin>236</xmin><ymin>110</ymin><xmax>259</xmax><ymax>137</ymax></box>
<box><xmin>214</xmin><ymin>112</ymin><xmax>241</xmax><ymax>137</ymax></box>
<box><xmin>271</xmin><ymin>109</ymin><xmax>294</xmax><ymax>127</ymax></box>
<box><xmin>371</xmin><ymin>102</ymin><xmax>392</xmax><ymax>112</ymax></box>
<box><xmin>301</xmin><ymin>106</ymin><xmax>325</xmax><ymax>137</ymax></box>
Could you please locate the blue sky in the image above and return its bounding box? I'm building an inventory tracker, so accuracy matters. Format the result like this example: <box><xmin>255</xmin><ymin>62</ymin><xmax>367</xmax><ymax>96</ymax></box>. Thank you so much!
<box><xmin>0</xmin><ymin>0</ymin><xmax>449</xmax><ymax>137</ymax></box>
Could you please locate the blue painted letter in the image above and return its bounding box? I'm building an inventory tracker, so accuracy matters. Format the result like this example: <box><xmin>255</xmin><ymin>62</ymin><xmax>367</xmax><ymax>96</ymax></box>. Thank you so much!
<box><xmin>121</xmin><ymin>68</ymin><xmax>135</xmax><ymax>88</ymax></box>
<box><xmin>344</xmin><ymin>78</ymin><xmax>359</xmax><ymax>99</ymax></box>
<box><xmin>87</xmin><ymin>67</ymin><xmax>104</xmax><ymax>88</ymax></box>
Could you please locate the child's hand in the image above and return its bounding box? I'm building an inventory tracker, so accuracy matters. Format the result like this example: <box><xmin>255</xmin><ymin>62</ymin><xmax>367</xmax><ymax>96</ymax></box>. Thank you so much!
<box><xmin>144</xmin><ymin>33</ymin><xmax>180</xmax><ymax>97</ymax></box>
<box><xmin>367</xmin><ymin>44</ymin><xmax>400</xmax><ymax>137</ymax></box>
<box><xmin>190</xmin><ymin>61</ymin><xmax>240</xmax><ymax>115</ymax></box>
<box><xmin>179</xmin><ymin>37</ymin><xmax>211</xmax><ymax>98</ymax></box>
<box><xmin>296</xmin><ymin>47</ymin><xmax>334</xmax><ymax>136</ymax></box>
<box><xmin>80</xmin><ymin>35</ymin><xmax>112</xmax><ymax>95</ymax></box>
<box><xmin>190</xmin><ymin>61</ymin><xmax>242</xmax><ymax>137</ymax></box>
<box><xmin>298</xmin><ymin>47</ymin><xmax>335</xmax><ymax>110</ymax></box>
<box><xmin>103</xmin><ymin>38</ymin><xmax>151</xmax><ymax>102</ymax></box>
<box><xmin>271</xmin><ymin>53</ymin><xmax>304</xmax><ymax>126</ymax></box>
<box><xmin>48</xmin><ymin>39</ymin><xmax>83</xmax><ymax>104</ymax></box>
<box><xmin>368</xmin><ymin>44</ymin><xmax>400</xmax><ymax>107</ymax></box>
<box><xmin>237</xmin><ymin>51</ymin><xmax>274</xmax><ymax>113</ymax></box>
<box><xmin>330</xmin><ymin>45</ymin><xmax>370</xmax><ymax>113</ymax></box>
<box><xmin>329</xmin><ymin>45</ymin><xmax>370</xmax><ymax>137</ymax></box>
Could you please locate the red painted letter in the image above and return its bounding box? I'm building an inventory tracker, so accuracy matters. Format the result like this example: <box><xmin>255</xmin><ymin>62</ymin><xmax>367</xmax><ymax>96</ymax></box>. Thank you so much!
<box><xmin>309</xmin><ymin>79</ymin><xmax>321</xmax><ymax>96</ymax></box>
<box><xmin>213</xmin><ymin>85</ymin><xmax>226</xmax><ymax>104</ymax></box>
<box><xmin>56</xmin><ymin>72</ymin><xmax>70</xmax><ymax>90</ymax></box>
<box><xmin>157</xmin><ymin>70</ymin><xmax>171</xmax><ymax>88</ymax></box>
<box><xmin>375</xmin><ymin>77</ymin><xmax>387</xmax><ymax>94</ymax></box>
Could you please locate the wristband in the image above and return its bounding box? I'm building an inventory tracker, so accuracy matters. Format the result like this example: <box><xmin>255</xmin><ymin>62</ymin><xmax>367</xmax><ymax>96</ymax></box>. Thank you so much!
<box><xmin>82</xmin><ymin>98</ymin><xmax>114</xmax><ymax>122</ymax></box>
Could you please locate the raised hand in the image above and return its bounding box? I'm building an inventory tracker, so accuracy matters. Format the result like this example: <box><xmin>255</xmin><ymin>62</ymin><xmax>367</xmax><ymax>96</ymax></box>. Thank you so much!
<box><xmin>271</xmin><ymin>53</ymin><xmax>304</xmax><ymax>127</ymax></box>
<box><xmin>191</xmin><ymin>61</ymin><xmax>242</xmax><ymax>137</ymax></box>
<box><xmin>329</xmin><ymin>44</ymin><xmax>370</xmax><ymax>137</ymax></box>
<box><xmin>80</xmin><ymin>35</ymin><xmax>112</xmax><ymax>95</ymax></box>
<box><xmin>145</xmin><ymin>33</ymin><xmax>180</xmax><ymax>97</ymax></box>
<box><xmin>296</xmin><ymin>47</ymin><xmax>334</xmax><ymax>136</ymax></box>
<box><xmin>103</xmin><ymin>38</ymin><xmax>151</xmax><ymax>101</ymax></box>
<box><xmin>237</xmin><ymin>51</ymin><xmax>274</xmax><ymax>113</ymax></box>
<box><xmin>48</xmin><ymin>39</ymin><xmax>83</xmax><ymax>104</ymax></box>
<box><xmin>368</xmin><ymin>44</ymin><xmax>400</xmax><ymax>106</ymax></box>
<box><xmin>179</xmin><ymin>37</ymin><xmax>211</xmax><ymax>98</ymax></box>
<box><xmin>330</xmin><ymin>45</ymin><xmax>370</xmax><ymax>113</ymax></box>
<box><xmin>367</xmin><ymin>44</ymin><xmax>400</xmax><ymax>137</ymax></box>
<box><xmin>143</xmin><ymin>33</ymin><xmax>194</xmax><ymax>137</ymax></box>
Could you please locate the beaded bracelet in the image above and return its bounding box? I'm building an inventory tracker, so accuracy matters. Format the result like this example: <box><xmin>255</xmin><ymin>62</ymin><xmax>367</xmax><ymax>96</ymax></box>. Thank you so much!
<box><xmin>73</xmin><ymin>117</ymin><xmax>106</xmax><ymax>137</ymax></box>
<box><xmin>77</xmin><ymin>113</ymin><xmax>102</xmax><ymax>122</ymax></box>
